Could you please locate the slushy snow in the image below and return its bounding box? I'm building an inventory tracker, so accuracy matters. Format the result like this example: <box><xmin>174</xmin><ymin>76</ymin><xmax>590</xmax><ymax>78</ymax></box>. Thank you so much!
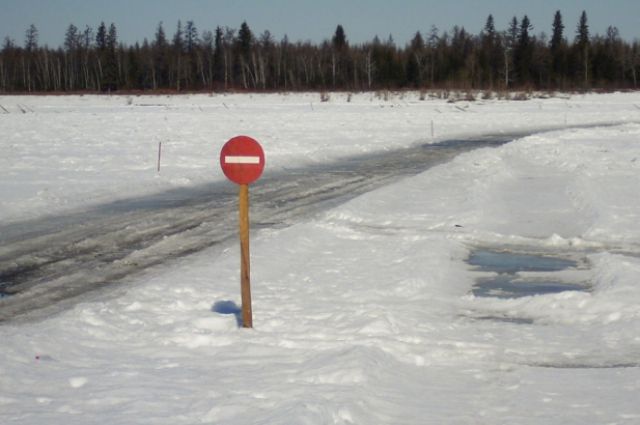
<box><xmin>1</xmin><ymin>92</ymin><xmax>640</xmax><ymax>424</ymax></box>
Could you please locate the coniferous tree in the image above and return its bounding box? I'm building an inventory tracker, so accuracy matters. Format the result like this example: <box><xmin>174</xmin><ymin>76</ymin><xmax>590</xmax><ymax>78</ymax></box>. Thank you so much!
<box><xmin>79</xmin><ymin>25</ymin><xmax>94</xmax><ymax>90</ymax></box>
<box><xmin>480</xmin><ymin>15</ymin><xmax>503</xmax><ymax>88</ymax></box>
<box><xmin>504</xmin><ymin>16</ymin><xmax>519</xmax><ymax>86</ymax></box>
<box><xmin>212</xmin><ymin>26</ymin><xmax>224</xmax><ymax>87</ymax></box>
<box><xmin>406</xmin><ymin>31</ymin><xmax>425</xmax><ymax>87</ymax></box>
<box><xmin>64</xmin><ymin>24</ymin><xmax>82</xmax><ymax>90</ymax></box>
<box><xmin>550</xmin><ymin>10</ymin><xmax>568</xmax><ymax>87</ymax></box>
<box><xmin>236</xmin><ymin>21</ymin><xmax>254</xmax><ymax>88</ymax></box>
<box><xmin>23</xmin><ymin>24</ymin><xmax>38</xmax><ymax>91</ymax></box>
<box><xmin>185</xmin><ymin>21</ymin><xmax>198</xmax><ymax>53</ymax></box>
<box><xmin>82</xmin><ymin>26</ymin><xmax>93</xmax><ymax>50</ymax></box>
<box><xmin>95</xmin><ymin>22</ymin><xmax>107</xmax><ymax>88</ymax></box>
<box><xmin>172</xmin><ymin>20</ymin><xmax>185</xmax><ymax>90</ymax></box>
<box><xmin>575</xmin><ymin>10</ymin><xmax>590</xmax><ymax>86</ymax></box>
<box><xmin>222</xmin><ymin>27</ymin><xmax>236</xmax><ymax>88</ymax></box>
<box><xmin>96</xmin><ymin>22</ymin><xmax>107</xmax><ymax>51</ymax></box>
<box><xmin>514</xmin><ymin>15</ymin><xmax>534</xmax><ymax>85</ymax></box>
<box><xmin>332</xmin><ymin>25</ymin><xmax>347</xmax><ymax>51</ymax></box>
<box><xmin>184</xmin><ymin>20</ymin><xmax>199</xmax><ymax>88</ymax></box>
<box><xmin>426</xmin><ymin>25</ymin><xmax>439</xmax><ymax>86</ymax></box>
<box><xmin>152</xmin><ymin>22</ymin><xmax>168</xmax><ymax>89</ymax></box>
<box><xmin>278</xmin><ymin>34</ymin><xmax>292</xmax><ymax>89</ymax></box>
<box><xmin>550</xmin><ymin>11</ymin><xmax>564</xmax><ymax>52</ymax></box>
<box><xmin>172</xmin><ymin>20</ymin><xmax>184</xmax><ymax>52</ymax></box>
<box><xmin>24</xmin><ymin>24</ymin><xmax>38</xmax><ymax>51</ymax></box>
<box><xmin>102</xmin><ymin>23</ymin><xmax>119</xmax><ymax>91</ymax></box>
<box><xmin>64</xmin><ymin>24</ymin><xmax>79</xmax><ymax>51</ymax></box>
<box><xmin>331</xmin><ymin>25</ymin><xmax>348</xmax><ymax>87</ymax></box>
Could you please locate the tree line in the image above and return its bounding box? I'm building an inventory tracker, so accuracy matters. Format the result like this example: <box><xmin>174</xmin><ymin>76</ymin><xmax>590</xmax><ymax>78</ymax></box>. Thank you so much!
<box><xmin>1</xmin><ymin>10</ymin><xmax>639</xmax><ymax>93</ymax></box>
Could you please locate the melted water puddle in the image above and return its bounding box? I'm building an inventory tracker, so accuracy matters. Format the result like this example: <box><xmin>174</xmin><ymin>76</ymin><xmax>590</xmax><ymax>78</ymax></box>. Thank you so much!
<box><xmin>468</xmin><ymin>249</ymin><xmax>589</xmax><ymax>299</ymax></box>
<box><xmin>464</xmin><ymin>250</ymin><xmax>639</xmax><ymax>370</ymax></box>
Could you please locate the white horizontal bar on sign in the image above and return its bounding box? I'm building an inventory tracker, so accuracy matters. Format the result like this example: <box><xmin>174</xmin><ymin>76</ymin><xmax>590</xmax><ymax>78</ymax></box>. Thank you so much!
<box><xmin>225</xmin><ymin>155</ymin><xmax>261</xmax><ymax>164</ymax></box>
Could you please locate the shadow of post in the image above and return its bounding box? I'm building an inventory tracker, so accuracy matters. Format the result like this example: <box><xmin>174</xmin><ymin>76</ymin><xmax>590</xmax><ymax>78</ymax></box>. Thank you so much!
<box><xmin>212</xmin><ymin>300</ymin><xmax>243</xmax><ymax>328</ymax></box>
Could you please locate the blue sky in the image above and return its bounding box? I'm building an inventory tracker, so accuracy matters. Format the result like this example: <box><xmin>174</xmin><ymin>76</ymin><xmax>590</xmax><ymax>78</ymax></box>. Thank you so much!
<box><xmin>2</xmin><ymin>0</ymin><xmax>639</xmax><ymax>47</ymax></box>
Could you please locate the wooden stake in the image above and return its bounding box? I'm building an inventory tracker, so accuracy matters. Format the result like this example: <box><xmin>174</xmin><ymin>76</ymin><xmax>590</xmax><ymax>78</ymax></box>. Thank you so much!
<box><xmin>239</xmin><ymin>184</ymin><xmax>253</xmax><ymax>328</ymax></box>
<box><xmin>157</xmin><ymin>141</ymin><xmax>162</xmax><ymax>173</ymax></box>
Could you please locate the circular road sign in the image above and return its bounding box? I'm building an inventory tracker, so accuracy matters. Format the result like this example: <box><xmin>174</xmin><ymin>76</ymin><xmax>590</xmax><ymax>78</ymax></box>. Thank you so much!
<box><xmin>220</xmin><ymin>136</ymin><xmax>265</xmax><ymax>185</ymax></box>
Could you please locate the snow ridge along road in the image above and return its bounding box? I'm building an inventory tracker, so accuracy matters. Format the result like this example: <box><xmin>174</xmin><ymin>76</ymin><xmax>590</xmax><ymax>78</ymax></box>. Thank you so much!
<box><xmin>0</xmin><ymin>124</ymin><xmax>625</xmax><ymax>322</ymax></box>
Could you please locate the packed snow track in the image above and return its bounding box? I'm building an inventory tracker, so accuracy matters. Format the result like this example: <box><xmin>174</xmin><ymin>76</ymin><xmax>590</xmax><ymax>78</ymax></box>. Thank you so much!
<box><xmin>0</xmin><ymin>127</ymin><xmax>612</xmax><ymax>322</ymax></box>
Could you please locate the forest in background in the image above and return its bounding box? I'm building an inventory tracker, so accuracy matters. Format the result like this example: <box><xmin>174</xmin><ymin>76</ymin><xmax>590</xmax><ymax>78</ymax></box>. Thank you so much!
<box><xmin>1</xmin><ymin>10</ymin><xmax>639</xmax><ymax>93</ymax></box>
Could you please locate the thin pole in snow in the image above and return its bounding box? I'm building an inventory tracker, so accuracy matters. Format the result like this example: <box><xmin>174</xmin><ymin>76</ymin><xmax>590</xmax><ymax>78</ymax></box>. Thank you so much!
<box><xmin>239</xmin><ymin>184</ymin><xmax>253</xmax><ymax>328</ymax></box>
<box><xmin>431</xmin><ymin>120</ymin><xmax>435</xmax><ymax>140</ymax></box>
<box><xmin>157</xmin><ymin>141</ymin><xmax>162</xmax><ymax>173</ymax></box>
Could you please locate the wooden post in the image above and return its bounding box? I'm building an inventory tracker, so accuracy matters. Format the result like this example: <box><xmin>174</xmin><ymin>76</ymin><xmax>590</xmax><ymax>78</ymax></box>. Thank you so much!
<box><xmin>239</xmin><ymin>184</ymin><xmax>253</xmax><ymax>328</ymax></box>
<box><xmin>157</xmin><ymin>141</ymin><xmax>162</xmax><ymax>173</ymax></box>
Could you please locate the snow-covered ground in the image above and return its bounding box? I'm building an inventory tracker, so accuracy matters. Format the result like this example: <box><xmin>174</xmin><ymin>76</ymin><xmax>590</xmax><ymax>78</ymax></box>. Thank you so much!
<box><xmin>1</xmin><ymin>91</ymin><xmax>639</xmax><ymax>223</ymax></box>
<box><xmin>1</xmin><ymin>92</ymin><xmax>640</xmax><ymax>424</ymax></box>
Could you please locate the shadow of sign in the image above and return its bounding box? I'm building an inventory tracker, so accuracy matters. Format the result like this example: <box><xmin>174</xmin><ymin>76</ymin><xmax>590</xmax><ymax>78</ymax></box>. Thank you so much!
<box><xmin>212</xmin><ymin>300</ymin><xmax>243</xmax><ymax>327</ymax></box>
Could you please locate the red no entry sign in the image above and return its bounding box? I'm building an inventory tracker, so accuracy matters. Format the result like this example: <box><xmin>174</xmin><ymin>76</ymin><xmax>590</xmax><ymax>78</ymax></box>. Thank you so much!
<box><xmin>219</xmin><ymin>135</ymin><xmax>266</xmax><ymax>328</ymax></box>
<box><xmin>220</xmin><ymin>136</ymin><xmax>265</xmax><ymax>185</ymax></box>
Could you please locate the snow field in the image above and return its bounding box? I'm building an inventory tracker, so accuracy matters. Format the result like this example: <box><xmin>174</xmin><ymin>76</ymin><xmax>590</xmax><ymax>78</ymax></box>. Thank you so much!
<box><xmin>1</xmin><ymin>93</ymin><xmax>640</xmax><ymax>423</ymax></box>
<box><xmin>1</xmin><ymin>91</ymin><xmax>639</xmax><ymax>223</ymax></box>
